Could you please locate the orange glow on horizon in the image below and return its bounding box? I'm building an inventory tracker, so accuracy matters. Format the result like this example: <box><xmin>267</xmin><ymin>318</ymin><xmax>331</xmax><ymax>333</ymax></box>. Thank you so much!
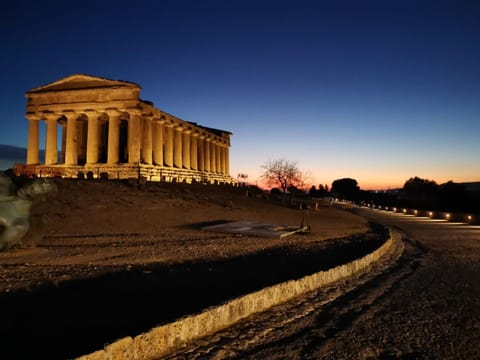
<box><xmin>233</xmin><ymin>168</ymin><xmax>478</xmax><ymax>192</ymax></box>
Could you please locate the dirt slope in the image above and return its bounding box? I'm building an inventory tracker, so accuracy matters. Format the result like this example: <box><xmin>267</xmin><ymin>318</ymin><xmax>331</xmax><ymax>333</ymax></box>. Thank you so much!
<box><xmin>0</xmin><ymin>179</ymin><xmax>368</xmax><ymax>292</ymax></box>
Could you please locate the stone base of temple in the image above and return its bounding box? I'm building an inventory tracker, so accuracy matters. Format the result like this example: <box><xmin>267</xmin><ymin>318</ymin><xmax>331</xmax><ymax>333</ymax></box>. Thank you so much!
<box><xmin>12</xmin><ymin>163</ymin><xmax>237</xmax><ymax>185</ymax></box>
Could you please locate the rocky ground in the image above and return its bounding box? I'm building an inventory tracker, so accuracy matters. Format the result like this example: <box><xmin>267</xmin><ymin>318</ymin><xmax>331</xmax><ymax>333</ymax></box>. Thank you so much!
<box><xmin>0</xmin><ymin>179</ymin><xmax>368</xmax><ymax>293</ymax></box>
<box><xmin>4</xmin><ymin>179</ymin><xmax>476</xmax><ymax>360</ymax></box>
<box><xmin>4</xmin><ymin>179</ymin><xmax>479</xmax><ymax>360</ymax></box>
<box><xmin>0</xmin><ymin>178</ymin><xmax>386</xmax><ymax>359</ymax></box>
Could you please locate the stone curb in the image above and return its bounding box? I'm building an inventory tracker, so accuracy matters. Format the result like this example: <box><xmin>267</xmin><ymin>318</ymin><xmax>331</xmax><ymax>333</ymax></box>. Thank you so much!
<box><xmin>78</xmin><ymin>231</ymin><xmax>400</xmax><ymax>360</ymax></box>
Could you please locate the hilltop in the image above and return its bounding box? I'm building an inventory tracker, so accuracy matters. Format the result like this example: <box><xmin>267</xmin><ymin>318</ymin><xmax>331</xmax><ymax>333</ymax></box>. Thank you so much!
<box><xmin>0</xmin><ymin>179</ymin><xmax>370</xmax><ymax>293</ymax></box>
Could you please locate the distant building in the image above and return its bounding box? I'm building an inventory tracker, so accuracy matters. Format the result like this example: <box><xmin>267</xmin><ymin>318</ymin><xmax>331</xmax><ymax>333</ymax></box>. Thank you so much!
<box><xmin>14</xmin><ymin>74</ymin><xmax>234</xmax><ymax>184</ymax></box>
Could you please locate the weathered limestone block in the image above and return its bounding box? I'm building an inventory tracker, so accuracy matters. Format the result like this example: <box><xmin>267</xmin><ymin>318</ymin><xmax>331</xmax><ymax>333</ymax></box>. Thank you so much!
<box><xmin>0</xmin><ymin>174</ymin><xmax>56</xmax><ymax>251</ymax></box>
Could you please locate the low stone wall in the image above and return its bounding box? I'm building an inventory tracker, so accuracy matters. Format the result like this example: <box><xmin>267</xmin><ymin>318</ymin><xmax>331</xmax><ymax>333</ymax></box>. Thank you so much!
<box><xmin>78</xmin><ymin>231</ymin><xmax>400</xmax><ymax>360</ymax></box>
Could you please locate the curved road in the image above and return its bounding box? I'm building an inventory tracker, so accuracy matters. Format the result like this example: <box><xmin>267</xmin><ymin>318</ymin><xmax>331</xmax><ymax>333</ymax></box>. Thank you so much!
<box><xmin>163</xmin><ymin>207</ymin><xmax>480</xmax><ymax>360</ymax></box>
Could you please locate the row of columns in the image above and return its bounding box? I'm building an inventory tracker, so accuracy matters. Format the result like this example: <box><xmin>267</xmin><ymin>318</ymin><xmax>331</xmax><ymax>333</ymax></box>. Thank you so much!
<box><xmin>26</xmin><ymin>111</ymin><xmax>230</xmax><ymax>175</ymax></box>
<box><xmin>143</xmin><ymin>120</ymin><xmax>230</xmax><ymax>174</ymax></box>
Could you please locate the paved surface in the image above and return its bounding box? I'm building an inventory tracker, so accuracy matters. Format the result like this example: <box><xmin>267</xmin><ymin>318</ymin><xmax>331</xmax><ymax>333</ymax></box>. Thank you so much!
<box><xmin>201</xmin><ymin>220</ymin><xmax>308</xmax><ymax>238</ymax></box>
<box><xmin>162</xmin><ymin>208</ymin><xmax>480</xmax><ymax>360</ymax></box>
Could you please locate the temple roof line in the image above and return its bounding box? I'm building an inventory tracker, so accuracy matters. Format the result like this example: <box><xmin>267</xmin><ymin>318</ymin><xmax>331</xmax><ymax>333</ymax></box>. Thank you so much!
<box><xmin>27</xmin><ymin>74</ymin><xmax>141</xmax><ymax>94</ymax></box>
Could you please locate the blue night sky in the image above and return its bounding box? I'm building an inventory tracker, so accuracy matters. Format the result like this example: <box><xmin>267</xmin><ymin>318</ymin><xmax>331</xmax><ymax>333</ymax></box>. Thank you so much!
<box><xmin>1</xmin><ymin>0</ymin><xmax>479</xmax><ymax>189</ymax></box>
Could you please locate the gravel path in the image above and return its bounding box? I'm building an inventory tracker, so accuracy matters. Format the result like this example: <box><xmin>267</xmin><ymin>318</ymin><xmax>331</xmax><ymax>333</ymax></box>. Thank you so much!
<box><xmin>163</xmin><ymin>209</ymin><xmax>480</xmax><ymax>360</ymax></box>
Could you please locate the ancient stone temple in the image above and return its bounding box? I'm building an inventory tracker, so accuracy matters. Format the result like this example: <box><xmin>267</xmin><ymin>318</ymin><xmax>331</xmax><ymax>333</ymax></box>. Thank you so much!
<box><xmin>14</xmin><ymin>74</ymin><xmax>234</xmax><ymax>184</ymax></box>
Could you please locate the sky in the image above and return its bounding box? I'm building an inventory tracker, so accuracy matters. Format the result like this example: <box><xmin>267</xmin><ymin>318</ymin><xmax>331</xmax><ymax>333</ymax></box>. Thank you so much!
<box><xmin>1</xmin><ymin>0</ymin><xmax>479</xmax><ymax>190</ymax></box>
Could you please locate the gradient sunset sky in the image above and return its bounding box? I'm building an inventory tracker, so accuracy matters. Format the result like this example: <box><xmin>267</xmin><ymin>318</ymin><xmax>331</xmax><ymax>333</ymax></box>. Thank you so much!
<box><xmin>1</xmin><ymin>0</ymin><xmax>479</xmax><ymax>190</ymax></box>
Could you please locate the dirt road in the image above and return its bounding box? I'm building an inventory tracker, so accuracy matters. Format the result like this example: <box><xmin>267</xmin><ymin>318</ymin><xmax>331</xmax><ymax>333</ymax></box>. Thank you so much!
<box><xmin>165</xmin><ymin>208</ymin><xmax>480</xmax><ymax>359</ymax></box>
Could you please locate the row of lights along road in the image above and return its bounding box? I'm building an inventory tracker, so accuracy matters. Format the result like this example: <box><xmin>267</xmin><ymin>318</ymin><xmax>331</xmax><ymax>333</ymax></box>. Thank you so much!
<box><xmin>364</xmin><ymin>203</ymin><xmax>478</xmax><ymax>224</ymax></box>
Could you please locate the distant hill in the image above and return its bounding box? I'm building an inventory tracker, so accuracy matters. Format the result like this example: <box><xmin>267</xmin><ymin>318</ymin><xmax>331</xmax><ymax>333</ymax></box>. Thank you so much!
<box><xmin>0</xmin><ymin>144</ymin><xmax>27</xmax><ymax>158</ymax></box>
<box><xmin>0</xmin><ymin>144</ymin><xmax>40</xmax><ymax>170</ymax></box>
<box><xmin>461</xmin><ymin>182</ymin><xmax>480</xmax><ymax>193</ymax></box>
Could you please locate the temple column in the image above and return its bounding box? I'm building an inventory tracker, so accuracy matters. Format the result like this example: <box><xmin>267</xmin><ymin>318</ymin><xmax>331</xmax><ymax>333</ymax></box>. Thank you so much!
<box><xmin>225</xmin><ymin>145</ymin><xmax>230</xmax><ymax>175</ymax></box>
<box><xmin>60</xmin><ymin>122</ymin><xmax>66</xmax><ymax>164</ymax></box>
<box><xmin>152</xmin><ymin>119</ymin><xmax>164</xmax><ymax>166</ymax></box>
<box><xmin>182</xmin><ymin>129</ymin><xmax>191</xmax><ymax>169</ymax></box>
<box><xmin>44</xmin><ymin>115</ymin><xmax>58</xmax><ymax>165</ymax></box>
<box><xmin>107</xmin><ymin>111</ymin><xmax>120</xmax><ymax>164</ymax></box>
<box><xmin>190</xmin><ymin>132</ymin><xmax>198</xmax><ymax>170</ymax></box>
<box><xmin>197</xmin><ymin>135</ymin><xmax>205</xmax><ymax>171</ymax></box>
<box><xmin>65</xmin><ymin>112</ymin><xmax>78</xmax><ymax>165</ymax></box>
<box><xmin>204</xmin><ymin>137</ymin><xmax>211</xmax><ymax>172</ymax></box>
<box><xmin>26</xmin><ymin>115</ymin><xmax>40</xmax><ymax>165</ymax></box>
<box><xmin>220</xmin><ymin>144</ymin><xmax>226</xmax><ymax>175</ymax></box>
<box><xmin>216</xmin><ymin>142</ymin><xmax>221</xmax><ymax>173</ymax></box>
<box><xmin>86</xmin><ymin>111</ymin><xmax>99</xmax><ymax>164</ymax></box>
<box><xmin>142</xmin><ymin>116</ymin><xmax>153</xmax><ymax>164</ymax></box>
<box><xmin>164</xmin><ymin>123</ymin><xmax>174</xmax><ymax>167</ymax></box>
<box><xmin>174</xmin><ymin>126</ymin><xmax>183</xmax><ymax>168</ymax></box>
<box><xmin>210</xmin><ymin>139</ymin><xmax>216</xmax><ymax>173</ymax></box>
<box><xmin>128</xmin><ymin>111</ymin><xmax>141</xmax><ymax>163</ymax></box>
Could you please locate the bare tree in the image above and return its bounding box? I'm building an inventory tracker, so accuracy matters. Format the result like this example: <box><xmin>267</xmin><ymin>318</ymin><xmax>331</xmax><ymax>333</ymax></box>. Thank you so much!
<box><xmin>260</xmin><ymin>159</ymin><xmax>303</xmax><ymax>193</ymax></box>
<box><xmin>297</xmin><ymin>170</ymin><xmax>312</xmax><ymax>191</ymax></box>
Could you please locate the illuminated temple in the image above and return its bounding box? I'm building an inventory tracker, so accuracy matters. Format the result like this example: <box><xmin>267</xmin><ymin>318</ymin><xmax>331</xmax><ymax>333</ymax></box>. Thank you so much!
<box><xmin>14</xmin><ymin>74</ymin><xmax>234</xmax><ymax>184</ymax></box>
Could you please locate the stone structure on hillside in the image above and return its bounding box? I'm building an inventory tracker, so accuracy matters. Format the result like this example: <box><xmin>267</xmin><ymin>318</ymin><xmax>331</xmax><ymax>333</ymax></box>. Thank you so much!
<box><xmin>14</xmin><ymin>74</ymin><xmax>234</xmax><ymax>184</ymax></box>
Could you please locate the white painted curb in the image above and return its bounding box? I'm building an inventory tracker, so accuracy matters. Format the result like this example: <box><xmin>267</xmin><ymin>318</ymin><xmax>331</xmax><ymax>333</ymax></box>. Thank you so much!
<box><xmin>78</xmin><ymin>231</ymin><xmax>399</xmax><ymax>360</ymax></box>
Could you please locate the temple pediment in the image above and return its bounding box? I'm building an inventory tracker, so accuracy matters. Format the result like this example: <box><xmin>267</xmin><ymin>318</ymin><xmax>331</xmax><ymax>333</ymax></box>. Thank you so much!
<box><xmin>27</xmin><ymin>74</ymin><xmax>141</xmax><ymax>94</ymax></box>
